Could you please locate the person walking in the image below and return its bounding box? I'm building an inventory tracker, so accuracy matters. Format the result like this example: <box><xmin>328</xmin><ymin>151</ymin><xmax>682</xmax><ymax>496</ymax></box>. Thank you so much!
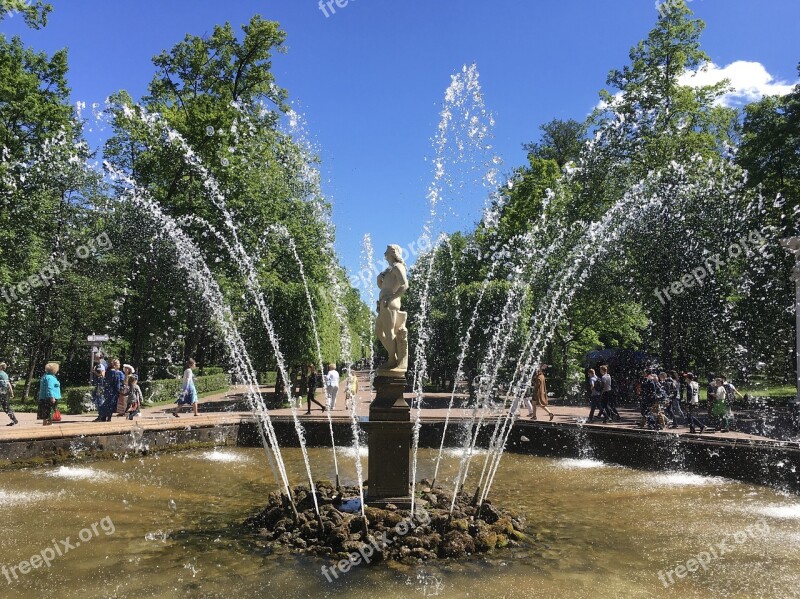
<box><xmin>668</xmin><ymin>370</ymin><xmax>685</xmax><ymax>428</ymax></box>
<box><xmin>38</xmin><ymin>362</ymin><xmax>61</xmax><ymax>426</ymax></box>
<box><xmin>344</xmin><ymin>369</ymin><xmax>359</xmax><ymax>411</ymax></box>
<box><xmin>706</xmin><ymin>373</ymin><xmax>717</xmax><ymax>420</ymax></box>
<box><xmin>587</xmin><ymin>368</ymin><xmax>603</xmax><ymax>422</ymax></box>
<box><xmin>325</xmin><ymin>363</ymin><xmax>340</xmax><ymax>410</ymax></box>
<box><xmin>599</xmin><ymin>365</ymin><xmax>619</xmax><ymax>423</ymax></box>
<box><xmin>0</xmin><ymin>362</ymin><xmax>18</xmax><ymax>426</ymax></box>
<box><xmin>174</xmin><ymin>358</ymin><xmax>199</xmax><ymax>417</ymax></box>
<box><xmin>97</xmin><ymin>359</ymin><xmax>124</xmax><ymax>422</ymax></box>
<box><xmin>722</xmin><ymin>376</ymin><xmax>744</xmax><ymax>403</ymax></box>
<box><xmin>304</xmin><ymin>363</ymin><xmax>326</xmax><ymax>414</ymax></box>
<box><xmin>712</xmin><ymin>377</ymin><xmax>731</xmax><ymax>432</ymax></box>
<box><xmin>531</xmin><ymin>365</ymin><xmax>554</xmax><ymax>421</ymax></box>
<box><xmin>684</xmin><ymin>373</ymin><xmax>705</xmax><ymax>433</ymax></box>
<box><xmin>661</xmin><ymin>371</ymin><xmax>684</xmax><ymax>428</ymax></box>
<box><xmin>91</xmin><ymin>359</ymin><xmax>106</xmax><ymax>412</ymax></box>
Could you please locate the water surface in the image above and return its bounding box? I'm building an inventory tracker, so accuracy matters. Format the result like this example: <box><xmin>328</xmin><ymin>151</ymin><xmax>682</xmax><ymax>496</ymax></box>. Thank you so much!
<box><xmin>1</xmin><ymin>447</ymin><xmax>798</xmax><ymax>598</ymax></box>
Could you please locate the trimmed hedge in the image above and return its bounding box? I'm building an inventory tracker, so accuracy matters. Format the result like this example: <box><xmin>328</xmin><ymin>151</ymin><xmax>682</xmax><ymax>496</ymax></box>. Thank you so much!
<box><xmin>140</xmin><ymin>373</ymin><xmax>231</xmax><ymax>405</ymax></box>
<box><xmin>199</xmin><ymin>366</ymin><xmax>226</xmax><ymax>376</ymax></box>
<box><xmin>51</xmin><ymin>374</ymin><xmax>231</xmax><ymax>414</ymax></box>
<box><xmin>65</xmin><ymin>386</ymin><xmax>94</xmax><ymax>415</ymax></box>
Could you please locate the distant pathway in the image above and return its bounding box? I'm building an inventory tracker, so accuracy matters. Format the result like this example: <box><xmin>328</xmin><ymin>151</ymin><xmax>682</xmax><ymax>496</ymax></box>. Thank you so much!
<box><xmin>0</xmin><ymin>372</ymin><xmax>788</xmax><ymax>447</ymax></box>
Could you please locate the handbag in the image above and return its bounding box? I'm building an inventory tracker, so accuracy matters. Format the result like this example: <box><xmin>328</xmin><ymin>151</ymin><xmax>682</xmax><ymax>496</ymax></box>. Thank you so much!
<box><xmin>52</xmin><ymin>408</ymin><xmax>62</xmax><ymax>422</ymax></box>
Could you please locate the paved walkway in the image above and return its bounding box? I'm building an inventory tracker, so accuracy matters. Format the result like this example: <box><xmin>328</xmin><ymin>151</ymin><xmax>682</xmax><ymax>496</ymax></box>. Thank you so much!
<box><xmin>0</xmin><ymin>372</ymin><xmax>789</xmax><ymax>447</ymax></box>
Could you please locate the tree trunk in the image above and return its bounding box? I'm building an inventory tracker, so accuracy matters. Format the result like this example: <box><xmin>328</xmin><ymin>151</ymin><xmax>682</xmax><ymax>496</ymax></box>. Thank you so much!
<box><xmin>662</xmin><ymin>299</ymin><xmax>673</xmax><ymax>368</ymax></box>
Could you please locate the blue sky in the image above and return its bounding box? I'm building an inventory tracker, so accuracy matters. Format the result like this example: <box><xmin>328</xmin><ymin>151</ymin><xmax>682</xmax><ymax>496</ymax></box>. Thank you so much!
<box><xmin>3</xmin><ymin>0</ymin><xmax>799</xmax><ymax>291</ymax></box>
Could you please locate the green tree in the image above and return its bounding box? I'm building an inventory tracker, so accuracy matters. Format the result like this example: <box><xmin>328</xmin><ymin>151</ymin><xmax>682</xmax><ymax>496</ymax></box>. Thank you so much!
<box><xmin>104</xmin><ymin>16</ymin><xmax>368</xmax><ymax>375</ymax></box>
<box><xmin>735</xmin><ymin>67</ymin><xmax>800</xmax><ymax>382</ymax></box>
<box><xmin>0</xmin><ymin>3</ymin><xmax>115</xmax><ymax>396</ymax></box>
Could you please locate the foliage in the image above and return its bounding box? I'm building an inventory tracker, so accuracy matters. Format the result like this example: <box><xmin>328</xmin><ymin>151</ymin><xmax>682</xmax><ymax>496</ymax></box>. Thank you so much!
<box><xmin>406</xmin><ymin>1</ymin><xmax>795</xmax><ymax>393</ymax></box>
<box><xmin>0</xmin><ymin>9</ymin><xmax>370</xmax><ymax>401</ymax></box>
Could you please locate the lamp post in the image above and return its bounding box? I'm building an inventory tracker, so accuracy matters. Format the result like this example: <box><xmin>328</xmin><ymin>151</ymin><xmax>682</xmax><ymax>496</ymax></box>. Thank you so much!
<box><xmin>780</xmin><ymin>237</ymin><xmax>800</xmax><ymax>405</ymax></box>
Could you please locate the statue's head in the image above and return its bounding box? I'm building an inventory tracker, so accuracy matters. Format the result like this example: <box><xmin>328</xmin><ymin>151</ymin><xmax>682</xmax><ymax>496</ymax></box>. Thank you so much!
<box><xmin>385</xmin><ymin>244</ymin><xmax>404</xmax><ymax>264</ymax></box>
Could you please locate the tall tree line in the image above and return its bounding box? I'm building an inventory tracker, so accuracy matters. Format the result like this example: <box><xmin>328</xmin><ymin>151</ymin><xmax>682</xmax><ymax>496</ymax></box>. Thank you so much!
<box><xmin>407</xmin><ymin>1</ymin><xmax>799</xmax><ymax>392</ymax></box>
<box><xmin>0</xmin><ymin>3</ymin><xmax>370</xmax><ymax>398</ymax></box>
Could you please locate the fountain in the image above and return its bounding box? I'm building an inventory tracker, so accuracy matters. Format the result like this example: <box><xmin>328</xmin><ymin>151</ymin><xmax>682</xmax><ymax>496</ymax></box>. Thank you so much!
<box><xmin>4</xmin><ymin>36</ymin><xmax>800</xmax><ymax>594</ymax></box>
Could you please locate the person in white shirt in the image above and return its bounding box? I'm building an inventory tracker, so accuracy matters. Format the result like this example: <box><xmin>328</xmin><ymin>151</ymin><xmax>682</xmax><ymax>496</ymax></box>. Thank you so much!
<box><xmin>684</xmin><ymin>373</ymin><xmax>705</xmax><ymax>433</ymax></box>
<box><xmin>599</xmin><ymin>365</ymin><xmax>619</xmax><ymax>423</ymax></box>
<box><xmin>587</xmin><ymin>368</ymin><xmax>602</xmax><ymax>422</ymax></box>
<box><xmin>712</xmin><ymin>377</ymin><xmax>730</xmax><ymax>432</ymax></box>
<box><xmin>325</xmin><ymin>364</ymin><xmax>340</xmax><ymax>410</ymax></box>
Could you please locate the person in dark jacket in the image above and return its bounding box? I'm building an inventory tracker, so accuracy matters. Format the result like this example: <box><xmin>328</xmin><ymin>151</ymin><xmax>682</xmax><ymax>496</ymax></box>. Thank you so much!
<box><xmin>304</xmin><ymin>363</ymin><xmax>326</xmax><ymax>414</ymax></box>
<box><xmin>38</xmin><ymin>362</ymin><xmax>61</xmax><ymax>426</ymax></box>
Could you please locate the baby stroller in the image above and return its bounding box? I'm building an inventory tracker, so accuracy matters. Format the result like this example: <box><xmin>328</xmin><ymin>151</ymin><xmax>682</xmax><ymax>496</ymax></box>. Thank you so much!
<box><xmin>641</xmin><ymin>401</ymin><xmax>669</xmax><ymax>430</ymax></box>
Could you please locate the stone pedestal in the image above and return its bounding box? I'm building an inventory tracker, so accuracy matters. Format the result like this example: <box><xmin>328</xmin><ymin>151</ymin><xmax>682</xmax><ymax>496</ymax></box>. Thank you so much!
<box><xmin>365</xmin><ymin>371</ymin><xmax>412</xmax><ymax>507</ymax></box>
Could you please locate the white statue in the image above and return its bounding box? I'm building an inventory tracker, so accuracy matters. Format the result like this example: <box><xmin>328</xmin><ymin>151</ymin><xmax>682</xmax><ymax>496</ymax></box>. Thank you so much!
<box><xmin>376</xmin><ymin>244</ymin><xmax>409</xmax><ymax>373</ymax></box>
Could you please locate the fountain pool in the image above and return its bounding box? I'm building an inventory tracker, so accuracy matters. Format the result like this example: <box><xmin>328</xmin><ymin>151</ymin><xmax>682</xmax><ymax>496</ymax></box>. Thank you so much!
<box><xmin>1</xmin><ymin>447</ymin><xmax>799</xmax><ymax>598</ymax></box>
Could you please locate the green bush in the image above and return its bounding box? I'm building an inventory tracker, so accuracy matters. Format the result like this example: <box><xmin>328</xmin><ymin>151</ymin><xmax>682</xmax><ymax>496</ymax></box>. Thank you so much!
<box><xmin>7</xmin><ymin>373</ymin><xmax>231</xmax><ymax>414</ymax></box>
<box><xmin>199</xmin><ymin>366</ymin><xmax>226</xmax><ymax>376</ymax></box>
<box><xmin>195</xmin><ymin>373</ymin><xmax>231</xmax><ymax>395</ymax></box>
<box><xmin>140</xmin><ymin>373</ymin><xmax>231</xmax><ymax>406</ymax></box>
<box><xmin>258</xmin><ymin>371</ymin><xmax>277</xmax><ymax>386</ymax></box>
<box><xmin>65</xmin><ymin>386</ymin><xmax>93</xmax><ymax>415</ymax></box>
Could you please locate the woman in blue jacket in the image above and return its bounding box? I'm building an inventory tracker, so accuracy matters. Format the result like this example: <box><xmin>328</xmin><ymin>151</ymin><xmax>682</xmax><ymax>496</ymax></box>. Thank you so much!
<box><xmin>38</xmin><ymin>362</ymin><xmax>61</xmax><ymax>426</ymax></box>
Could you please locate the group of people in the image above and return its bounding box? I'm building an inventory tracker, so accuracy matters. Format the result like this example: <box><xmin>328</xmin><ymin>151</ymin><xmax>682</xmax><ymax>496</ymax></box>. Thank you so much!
<box><xmin>636</xmin><ymin>371</ymin><xmax>742</xmax><ymax>433</ymax></box>
<box><xmin>91</xmin><ymin>354</ymin><xmax>198</xmax><ymax>421</ymax></box>
<box><xmin>586</xmin><ymin>367</ymin><xmax>743</xmax><ymax>433</ymax></box>
<box><xmin>303</xmin><ymin>363</ymin><xmax>359</xmax><ymax>414</ymax></box>
<box><xmin>586</xmin><ymin>365</ymin><xmax>621</xmax><ymax>424</ymax></box>
<box><xmin>90</xmin><ymin>354</ymin><xmax>144</xmax><ymax>422</ymax></box>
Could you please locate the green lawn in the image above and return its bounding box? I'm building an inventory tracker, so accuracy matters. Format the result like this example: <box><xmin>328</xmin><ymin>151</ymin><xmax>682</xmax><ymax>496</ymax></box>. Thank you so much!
<box><xmin>144</xmin><ymin>386</ymin><xmax>233</xmax><ymax>408</ymax></box>
<box><xmin>697</xmin><ymin>384</ymin><xmax>796</xmax><ymax>404</ymax></box>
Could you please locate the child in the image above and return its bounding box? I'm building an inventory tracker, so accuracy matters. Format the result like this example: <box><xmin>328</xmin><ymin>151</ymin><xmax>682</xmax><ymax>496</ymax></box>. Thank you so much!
<box><xmin>126</xmin><ymin>374</ymin><xmax>142</xmax><ymax>420</ymax></box>
<box><xmin>117</xmin><ymin>364</ymin><xmax>135</xmax><ymax>416</ymax></box>
<box><xmin>345</xmin><ymin>369</ymin><xmax>359</xmax><ymax>411</ymax></box>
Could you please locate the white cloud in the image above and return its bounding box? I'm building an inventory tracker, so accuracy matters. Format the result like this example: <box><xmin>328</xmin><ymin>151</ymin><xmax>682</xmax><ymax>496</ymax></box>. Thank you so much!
<box><xmin>680</xmin><ymin>60</ymin><xmax>797</xmax><ymax>106</ymax></box>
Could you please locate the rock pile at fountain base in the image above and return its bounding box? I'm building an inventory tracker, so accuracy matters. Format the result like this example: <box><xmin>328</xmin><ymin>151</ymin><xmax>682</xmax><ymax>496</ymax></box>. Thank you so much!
<box><xmin>244</xmin><ymin>480</ymin><xmax>533</xmax><ymax>562</ymax></box>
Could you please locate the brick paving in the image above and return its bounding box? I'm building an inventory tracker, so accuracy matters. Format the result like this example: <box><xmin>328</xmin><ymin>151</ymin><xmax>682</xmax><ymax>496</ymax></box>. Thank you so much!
<box><xmin>0</xmin><ymin>372</ymin><xmax>788</xmax><ymax>447</ymax></box>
